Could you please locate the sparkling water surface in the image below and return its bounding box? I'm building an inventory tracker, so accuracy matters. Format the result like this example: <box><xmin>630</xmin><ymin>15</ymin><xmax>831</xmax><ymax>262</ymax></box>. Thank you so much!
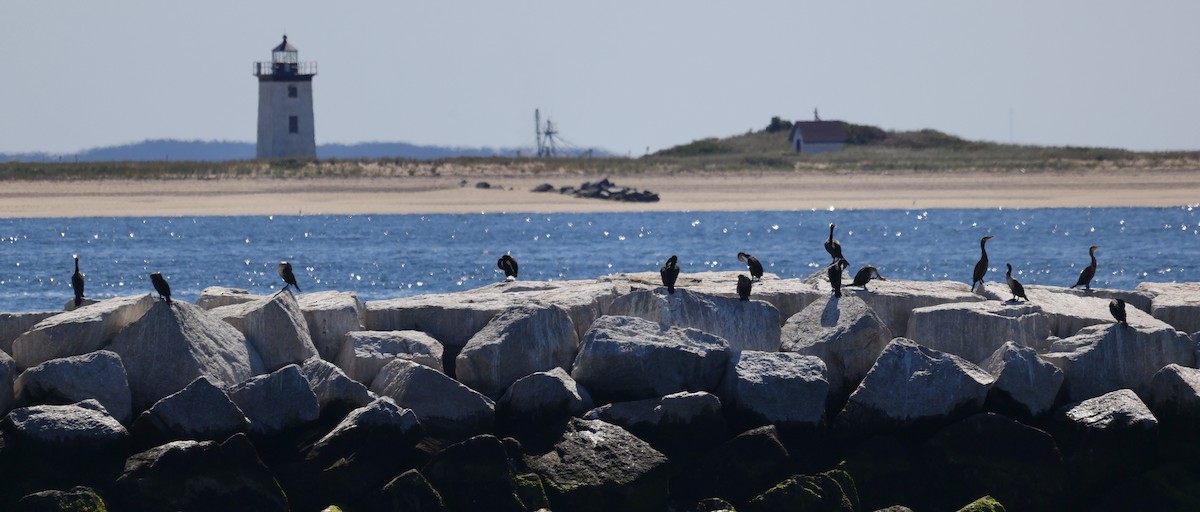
<box><xmin>1</xmin><ymin>207</ymin><xmax>1197</xmax><ymax>312</ymax></box>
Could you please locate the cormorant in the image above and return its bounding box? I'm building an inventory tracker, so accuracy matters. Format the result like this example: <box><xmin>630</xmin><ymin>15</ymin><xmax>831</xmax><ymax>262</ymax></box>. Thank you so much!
<box><xmin>497</xmin><ymin>254</ymin><xmax>519</xmax><ymax>281</ymax></box>
<box><xmin>1109</xmin><ymin>298</ymin><xmax>1127</xmax><ymax>325</ymax></box>
<box><xmin>1071</xmin><ymin>246</ymin><xmax>1100</xmax><ymax>290</ymax></box>
<box><xmin>737</xmin><ymin>274</ymin><xmax>752</xmax><ymax>301</ymax></box>
<box><xmin>150</xmin><ymin>272</ymin><xmax>171</xmax><ymax>303</ymax></box>
<box><xmin>971</xmin><ymin>235</ymin><xmax>994</xmax><ymax>292</ymax></box>
<box><xmin>71</xmin><ymin>255</ymin><xmax>85</xmax><ymax>307</ymax></box>
<box><xmin>850</xmin><ymin>265</ymin><xmax>887</xmax><ymax>291</ymax></box>
<box><xmin>1005</xmin><ymin>263</ymin><xmax>1028</xmax><ymax>302</ymax></box>
<box><xmin>737</xmin><ymin>252</ymin><xmax>764</xmax><ymax>281</ymax></box>
<box><xmin>660</xmin><ymin>255</ymin><xmax>679</xmax><ymax>294</ymax></box>
<box><xmin>278</xmin><ymin>261</ymin><xmax>300</xmax><ymax>292</ymax></box>
<box><xmin>825</xmin><ymin>223</ymin><xmax>846</xmax><ymax>264</ymax></box>
<box><xmin>829</xmin><ymin>259</ymin><xmax>849</xmax><ymax>297</ymax></box>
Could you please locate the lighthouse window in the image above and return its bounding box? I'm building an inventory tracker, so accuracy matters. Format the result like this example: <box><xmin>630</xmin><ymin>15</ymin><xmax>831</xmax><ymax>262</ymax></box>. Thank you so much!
<box><xmin>287</xmin><ymin>85</ymin><xmax>297</xmax><ymax>98</ymax></box>
<box><xmin>289</xmin><ymin>116</ymin><xmax>299</xmax><ymax>134</ymax></box>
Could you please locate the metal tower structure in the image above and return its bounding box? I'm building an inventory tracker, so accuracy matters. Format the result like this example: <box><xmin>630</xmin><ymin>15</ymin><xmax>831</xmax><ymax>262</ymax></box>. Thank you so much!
<box><xmin>535</xmin><ymin>109</ymin><xmax>563</xmax><ymax>158</ymax></box>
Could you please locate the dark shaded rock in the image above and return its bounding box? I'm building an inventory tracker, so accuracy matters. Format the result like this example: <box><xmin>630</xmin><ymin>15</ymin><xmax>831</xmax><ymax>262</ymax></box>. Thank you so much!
<box><xmin>689</xmin><ymin>497</ymin><xmax>738</xmax><ymax>511</ymax></box>
<box><xmin>584</xmin><ymin>391</ymin><xmax>726</xmax><ymax>459</ymax></box>
<box><xmin>1054</xmin><ymin>389</ymin><xmax>1159</xmax><ymax>498</ymax></box>
<box><xmin>531</xmin><ymin>183</ymin><xmax>555</xmax><ymax>193</ymax></box>
<box><xmin>422</xmin><ymin>434</ymin><xmax>526</xmax><ymax>512</ymax></box>
<box><xmin>365</xmin><ymin>469</ymin><xmax>448</xmax><ymax>512</ymax></box>
<box><xmin>955</xmin><ymin>495</ymin><xmax>1007</xmax><ymax>512</ymax></box>
<box><xmin>131</xmin><ymin>376</ymin><xmax>248</xmax><ymax>447</ymax></box>
<box><xmin>13</xmin><ymin>350</ymin><xmax>132</xmax><ymax>424</ymax></box>
<box><xmin>742</xmin><ymin>469</ymin><xmax>860</xmax><ymax>512</ymax></box>
<box><xmin>476</xmin><ymin>181</ymin><xmax>491</xmax><ymax>189</ymax></box>
<box><xmin>921</xmin><ymin>413</ymin><xmax>1066</xmax><ymax>511</ymax></box>
<box><xmin>1</xmin><ymin>349</ymin><xmax>17</xmax><ymax>416</ymax></box>
<box><xmin>14</xmin><ymin>486</ymin><xmax>107</xmax><ymax>512</ymax></box>
<box><xmin>1147</xmin><ymin>363</ymin><xmax>1200</xmax><ymax>422</ymax></box>
<box><xmin>671</xmin><ymin>425</ymin><xmax>791</xmax><ymax>506</ymax></box>
<box><xmin>111</xmin><ymin>433</ymin><xmax>288</xmax><ymax>512</ymax></box>
<box><xmin>526</xmin><ymin>418</ymin><xmax>670</xmax><ymax>512</ymax></box>
<box><xmin>840</xmin><ymin>434</ymin><xmax>922</xmax><ymax>511</ymax></box>
<box><xmin>228</xmin><ymin>364</ymin><xmax>321</xmax><ymax>436</ymax></box>
<box><xmin>1092</xmin><ymin>463</ymin><xmax>1200</xmax><ymax>512</ymax></box>
<box><xmin>0</xmin><ymin>400</ymin><xmax>129</xmax><ymax>500</ymax></box>
<box><xmin>497</xmin><ymin>367</ymin><xmax>593</xmax><ymax>443</ymax></box>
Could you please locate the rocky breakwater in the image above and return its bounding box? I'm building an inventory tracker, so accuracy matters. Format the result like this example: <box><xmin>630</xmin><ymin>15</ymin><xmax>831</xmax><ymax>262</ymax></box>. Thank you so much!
<box><xmin>1</xmin><ymin>275</ymin><xmax>1200</xmax><ymax>511</ymax></box>
<box><xmin>533</xmin><ymin>178</ymin><xmax>660</xmax><ymax>203</ymax></box>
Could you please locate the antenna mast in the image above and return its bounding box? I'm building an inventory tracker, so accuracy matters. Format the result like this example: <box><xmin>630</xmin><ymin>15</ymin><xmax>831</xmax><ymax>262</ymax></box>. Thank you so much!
<box><xmin>534</xmin><ymin>108</ymin><xmax>560</xmax><ymax>158</ymax></box>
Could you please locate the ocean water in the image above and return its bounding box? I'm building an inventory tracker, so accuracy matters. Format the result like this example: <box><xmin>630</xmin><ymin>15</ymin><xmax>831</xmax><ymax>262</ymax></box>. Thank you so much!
<box><xmin>1</xmin><ymin>207</ymin><xmax>1197</xmax><ymax>312</ymax></box>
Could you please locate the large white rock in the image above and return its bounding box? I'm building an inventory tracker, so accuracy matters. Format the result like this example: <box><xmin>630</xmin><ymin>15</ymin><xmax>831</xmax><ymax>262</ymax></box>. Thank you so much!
<box><xmin>131</xmin><ymin>376</ymin><xmax>249</xmax><ymax>443</ymax></box>
<box><xmin>107</xmin><ymin>301</ymin><xmax>265</xmax><ymax>411</ymax></box>
<box><xmin>365</xmin><ymin>280</ymin><xmax>619</xmax><ymax>348</ymax></box>
<box><xmin>0</xmin><ymin>311</ymin><xmax>58</xmax><ymax>356</ymax></box>
<box><xmin>1063</xmin><ymin>388</ymin><xmax>1158</xmax><ymax>431</ymax></box>
<box><xmin>210</xmin><ymin>290</ymin><xmax>318</xmax><ymax>372</ymax></box>
<box><xmin>497</xmin><ymin>367</ymin><xmax>594</xmax><ymax>428</ymax></box>
<box><xmin>13</xmin><ymin>350</ymin><xmax>132</xmax><ymax>424</ymax></box>
<box><xmin>1147</xmin><ymin>364</ymin><xmax>1200</xmax><ymax>420</ymax></box>
<box><xmin>1024</xmin><ymin>284</ymin><xmax>1153</xmax><ymax>314</ymax></box>
<box><xmin>980</xmin><ymin>341</ymin><xmax>1064</xmax><ymax>417</ymax></box>
<box><xmin>298</xmin><ymin>291</ymin><xmax>365</xmax><ymax>361</ymax></box>
<box><xmin>1042</xmin><ymin>321</ymin><xmax>1195</xmax><ymax>402</ymax></box>
<box><xmin>982</xmin><ymin>282</ymin><xmax>1154</xmax><ymax>338</ymax></box>
<box><xmin>851</xmin><ymin>279</ymin><xmax>984</xmax><ymax>337</ymax></box>
<box><xmin>456</xmin><ymin>304</ymin><xmax>577</xmax><ymax>397</ymax></box>
<box><xmin>12</xmin><ymin>294</ymin><xmax>155</xmax><ymax>369</ymax></box>
<box><xmin>835</xmin><ymin>338</ymin><xmax>995</xmax><ymax>434</ymax></box>
<box><xmin>719</xmin><ymin>351</ymin><xmax>829</xmax><ymax>427</ymax></box>
<box><xmin>228</xmin><ymin>364</ymin><xmax>321</xmax><ymax>435</ymax></box>
<box><xmin>906</xmin><ymin>300</ymin><xmax>1051</xmax><ymax>362</ymax></box>
<box><xmin>369</xmin><ymin>358</ymin><xmax>494</xmax><ymax>441</ymax></box>
<box><xmin>610</xmin><ymin>271</ymin><xmax>821</xmax><ymax>322</ymax></box>
<box><xmin>571</xmin><ymin>315</ymin><xmax>732</xmax><ymax>403</ymax></box>
<box><xmin>1137</xmin><ymin>282</ymin><xmax>1200</xmax><ymax>334</ymax></box>
<box><xmin>1</xmin><ymin>398</ymin><xmax>128</xmax><ymax>448</ymax></box>
<box><xmin>583</xmin><ymin>391</ymin><xmax>727</xmax><ymax>456</ymax></box>
<box><xmin>299</xmin><ymin>357</ymin><xmax>373</xmax><ymax>413</ymax></box>
<box><xmin>335</xmin><ymin>330</ymin><xmax>444</xmax><ymax>385</ymax></box>
<box><xmin>781</xmin><ymin>295</ymin><xmax>892</xmax><ymax>404</ymax></box>
<box><xmin>607</xmin><ymin>288</ymin><xmax>781</xmax><ymax>352</ymax></box>
<box><xmin>196</xmin><ymin>286</ymin><xmax>265</xmax><ymax>310</ymax></box>
<box><xmin>0</xmin><ymin>349</ymin><xmax>15</xmax><ymax>416</ymax></box>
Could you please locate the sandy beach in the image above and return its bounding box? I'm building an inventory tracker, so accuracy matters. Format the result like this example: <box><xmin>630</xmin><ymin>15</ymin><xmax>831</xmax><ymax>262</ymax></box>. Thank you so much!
<box><xmin>1</xmin><ymin>167</ymin><xmax>1197</xmax><ymax>217</ymax></box>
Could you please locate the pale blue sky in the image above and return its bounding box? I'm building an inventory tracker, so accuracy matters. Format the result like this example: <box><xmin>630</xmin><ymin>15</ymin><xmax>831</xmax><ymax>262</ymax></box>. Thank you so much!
<box><xmin>2</xmin><ymin>1</ymin><xmax>1197</xmax><ymax>155</ymax></box>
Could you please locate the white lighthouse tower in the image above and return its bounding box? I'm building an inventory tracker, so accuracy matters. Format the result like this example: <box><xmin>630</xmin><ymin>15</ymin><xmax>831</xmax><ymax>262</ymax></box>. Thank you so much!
<box><xmin>253</xmin><ymin>35</ymin><xmax>317</xmax><ymax>159</ymax></box>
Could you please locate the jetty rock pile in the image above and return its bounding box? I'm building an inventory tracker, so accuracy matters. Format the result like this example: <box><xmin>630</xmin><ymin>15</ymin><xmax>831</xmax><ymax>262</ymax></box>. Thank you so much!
<box><xmin>1</xmin><ymin>274</ymin><xmax>1199</xmax><ymax>511</ymax></box>
<box><xmin>533</xmin><ymin>178</ymin><xmax>660</xmax><ymax>203</ymax></box>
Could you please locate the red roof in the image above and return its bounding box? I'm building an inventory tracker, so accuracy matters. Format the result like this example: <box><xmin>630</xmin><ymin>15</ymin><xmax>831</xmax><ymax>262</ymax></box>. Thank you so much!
<box><xmin>790</xmin><ymin>121</ymin><xmax>845</xmax><ymax>144</ymax></box>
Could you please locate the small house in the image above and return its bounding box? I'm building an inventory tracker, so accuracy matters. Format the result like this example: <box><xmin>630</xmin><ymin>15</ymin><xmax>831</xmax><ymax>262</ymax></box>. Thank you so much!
<box><xmin>788</xmin><ymin>121</ymin><xmax>845</xmax><ymax>153</ymax></box>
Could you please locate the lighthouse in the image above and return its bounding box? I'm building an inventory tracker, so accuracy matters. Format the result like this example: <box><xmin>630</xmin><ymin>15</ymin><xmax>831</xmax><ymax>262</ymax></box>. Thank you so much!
<box><xmin>253</xmin><ymin>35</ymin><xmax>317</xmax><ymax>160</ymax></box>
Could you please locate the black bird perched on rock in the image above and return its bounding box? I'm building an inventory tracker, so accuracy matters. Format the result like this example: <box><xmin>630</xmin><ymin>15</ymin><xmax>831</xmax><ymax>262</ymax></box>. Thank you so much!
<box><xmin>497</xmin><ymin>254</ymin><xmax>519</xmax><ymax>281</ymax></box>
<box><xmin>737</xmin><ymin>252</ymin><xmax>764</xmax><ymax>281</ymax></box>
<box><xmin>829</xmin><ymin>259</ymin><xmax>849</xmax><ymax>297</ymax></box>
<box><xmin>278</xmin><ymin>261</ymin><xmax>300</xmax><ymax>292</ymax></box>
<box><xmin>71</xmin><ymin>255</ymin><xmax>85</xmax><ymax>307</ymax></box>
<box><xmin>150</xmin><ymin>272</ymin><xmax>171</xmax><ymax>303</ymax></box>
<box><xmin>825</xmin><ymin>223</ymin><xmax>846</xmax><ymax>264</ymax></box>
<box><xmin>660</xmin><ymin>255</ymin><xmax>679</xmax><ymax>294</ymax></box>
<box><xmin>1071</xmin><ymin>246</ymin><xmax>1100</xmax><ymax>290</ymax></box>
<box><xmin>1005</xmin><ymin>263</ymin><xmax>1028</xmax><ymax>302</ymax></box>
<box><xmin>736</xmin><ymin>274</ymin><xmax>752</xmax><ymax>301</ymax></box>
<box><xmin>1110</xmin><ymin>298</ymin><xmax>1128</xmax><ymax>326</ymax></box>
<box><xmin>971</xmin><ymin>235</ymin><xmax>994</xmax><ymax>293</ymax></box>
<box><xmin>850</xmin><ymin>265</ymin><xmax>887</xmax><ymax>291</ymax></box>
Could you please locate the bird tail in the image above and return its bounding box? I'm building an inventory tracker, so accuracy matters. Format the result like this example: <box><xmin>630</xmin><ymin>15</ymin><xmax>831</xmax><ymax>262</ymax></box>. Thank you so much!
<box><xmin>74</xmin><ymin>297</ymin><xmax>82</xmax><ymax>307</ymax></box>
<box><xmin>668</xmin><ymin>286</ymin><xmax>675</xmax><ymax>294</ymax></box>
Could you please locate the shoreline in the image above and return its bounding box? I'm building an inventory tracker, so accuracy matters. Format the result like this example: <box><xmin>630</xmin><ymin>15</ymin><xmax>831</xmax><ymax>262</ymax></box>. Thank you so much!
<box><xmin>1</xmin><ymin>167</ymin><xmax>1198</xmax><ymax>217</ymax></box>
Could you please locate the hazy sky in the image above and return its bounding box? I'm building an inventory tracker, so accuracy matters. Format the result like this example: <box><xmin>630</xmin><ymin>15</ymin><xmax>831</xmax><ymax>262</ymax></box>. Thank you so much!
<box><xmin>2</xmin><ymin>1</ymin><xmax>1198</xmax><ymax>155</ymax></box>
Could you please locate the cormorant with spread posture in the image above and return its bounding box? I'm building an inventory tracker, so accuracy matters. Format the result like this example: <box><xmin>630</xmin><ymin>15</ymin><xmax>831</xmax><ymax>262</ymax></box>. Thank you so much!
<box><xmin>497</xmin><ymin>254</ymin><xmax>519</xmax><ymax>281</ymax></box>
<box><xmin>825</xmin><ymin>223</ymin><xmax>846</xmax><ymax>264</ymax></box>
<box><xmin>71</xmin><ymin>255</ymin><xmax>85</xmax><ymax>307</ymax></box>
<box><xmin>1005</xmin><ymin>263</ymin><xmax>1028</xmax><ymax>302</ymax></box>
<box><xmin>660</xmin><ymin>255</ymin><xmax>679</xmax><ymax>294</ymax></box>
<box><xmin>829</xmin><ymin>259</ymin><xmax>849</xmax><ymax>297</ymax></box>
<box><xmin>1110</xmin><ymin>299</ymin><xmax>1127</xmax><ymax>325</ymax></box>
<box><xmin>737</xmin><ymin>274</ymin><xmax>752</xmax><ymax>301</ymax></box>
<box><xmin>971</xmin><ymin>236</ymin><xmax>994</xmax><ymax>292</ymax></box>
<box><xmin>737</xmin><ymin>252</ymin><xmax>764</xmax><ymax>281</ymax></box>
<box><xmin>850</xmin><ymin>265</ymin><xmax>887</xmax><ymax>291</ymax></box>
<box><xmin>150</xmin><ymin>272</ymin><xmax>172</xmax><ymax>303</ymax></box>
<box><xmin>1071</xmin><ymin>246</ymin><xmax>1100</xmax><ymax>290</ymax></box>
<box><xmin>278</xmin><ymin>261</ymin><xmax>300</xmax><ymax>291</ymax></box>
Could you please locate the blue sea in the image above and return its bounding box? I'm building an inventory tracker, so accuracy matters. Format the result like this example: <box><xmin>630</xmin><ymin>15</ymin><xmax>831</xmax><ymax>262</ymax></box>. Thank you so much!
<box><xmin>1</xmin><ymin>207</ymin><xmax>1197</xmax><ymax>312</ymax></box>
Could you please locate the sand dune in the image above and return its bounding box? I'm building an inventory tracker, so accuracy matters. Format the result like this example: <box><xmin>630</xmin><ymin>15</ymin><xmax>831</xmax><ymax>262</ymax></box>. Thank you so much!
<box><xmin>1</xmin><ymin>168</ymin><xmax>1197</xmax><ymax>217</ymax></box>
